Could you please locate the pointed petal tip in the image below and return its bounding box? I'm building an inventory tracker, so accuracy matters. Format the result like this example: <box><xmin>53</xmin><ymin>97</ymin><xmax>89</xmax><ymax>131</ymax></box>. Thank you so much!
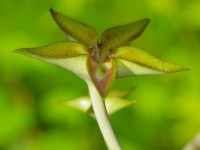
<box><xmin>142</xmin><ymin>18</ymin><xmax>150</xmax><ymax>26</ymax></box>
<box><xmin>13</xmin><ymin>48</ymin><xmax>25</xmax><ymax>54</ymax></box>
<box><xmin>13</xmin><ymin>48</ymin><xmax>34</xmax><ymax>57</ymax></box>
<box><xmin>138</xmin><ymin>18</ymin><xmax>150</xmax><ymax>25</ymax></box>
<box><xmin>50</xmin><ymin>8</ymin><xmax>59</xmax><ymax>18</ymax></box>
<box><xmin>147</xmin><ymin>18</ymin><xmax>150</xmax><ymax>22</ymax></box>
<box><xmin>143</xmin><ymin>18</ymin><xmax>150</xmax><ymax>23</ymax></box>
<box><xmin>50</xmin><ymin>8</ymin><xmax>56</xmax><ymax>12</ymax></box>
<box><xmin>13</xmin><ymin>49</ymin><xmax>19</xmax><ymax>53</ymax></box>
<box><xmin>181</xmin><ymin>66</ymin><xmax>190</xmax><ymax>71</ymax></box>
<box><xmin>50</xmin><ymin>8</ymin><xmax>56</xmax><ymax>16</ymax></box>
<box><xmin>169</xmin><ymin>65</ymin><xmax>190</xmax><ymax>73</ymax></box>
<box><xmin>162</xmin><ymin>64</ymin><xmax>189</xmax><ymax>74</ymax></box>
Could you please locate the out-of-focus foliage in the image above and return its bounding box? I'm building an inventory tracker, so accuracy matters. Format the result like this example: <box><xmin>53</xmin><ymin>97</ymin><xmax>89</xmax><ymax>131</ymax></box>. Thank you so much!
<box><xmin>183</xmin><ymin>133</ymin><xmax>200</xmax><ymax>150</ymax></box>
<box><xmin>0</xmin><ymin>0</ymin><xmax>199</xmax><ymax>150</ymax></box>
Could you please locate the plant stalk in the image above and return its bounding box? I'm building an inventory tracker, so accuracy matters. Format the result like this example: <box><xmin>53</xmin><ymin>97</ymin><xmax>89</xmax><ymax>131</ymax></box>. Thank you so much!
<box><xmin>87</xmin><ymin>81</ymin><xmax>122</xmax><ymax>150</ymax></box>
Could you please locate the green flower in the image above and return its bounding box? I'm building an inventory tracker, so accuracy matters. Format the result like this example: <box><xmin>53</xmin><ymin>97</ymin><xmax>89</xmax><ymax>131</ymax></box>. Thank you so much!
<box><xmin>14</xmin><ymin>8</ymin><xmax>188</xmax><ymax>97</ymax></box>
<box><xmin>63</xmin><ymin>88</ymin><xmax>136</xmax><ymax>117</ymax></box>
<box><xmin>14</xmin><ymin>8</ymin><xmax>188</xmax><ymax>150</ymax></box>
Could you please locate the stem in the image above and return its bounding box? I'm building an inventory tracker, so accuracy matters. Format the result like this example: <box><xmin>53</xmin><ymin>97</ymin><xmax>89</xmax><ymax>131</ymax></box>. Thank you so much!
<box><xmin>87</xmin><ymin>81</ymin><xmax>122</xmax><ymax>150</ymax></box>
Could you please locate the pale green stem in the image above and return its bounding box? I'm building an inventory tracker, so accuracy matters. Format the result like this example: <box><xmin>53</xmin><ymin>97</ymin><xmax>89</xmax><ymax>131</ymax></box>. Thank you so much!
<box><xmin>87</xmin><ymin>81</ymin><xmax>122</xmax><ymax>150</ymax></box>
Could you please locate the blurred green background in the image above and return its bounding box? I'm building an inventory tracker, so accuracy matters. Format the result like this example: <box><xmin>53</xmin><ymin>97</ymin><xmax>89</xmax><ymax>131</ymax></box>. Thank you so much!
<box><xmin>0</xmin><ymin>0</ymin><xmax>199</xmax><ymax>150</ymax></box>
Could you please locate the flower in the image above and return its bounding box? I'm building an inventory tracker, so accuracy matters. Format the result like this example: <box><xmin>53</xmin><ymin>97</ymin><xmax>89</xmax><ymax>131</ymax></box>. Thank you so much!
<box><xmin>63</xmin><ymin>88</ymin><xmax>136</xmax><ymax>117</ymax></box>
<box><xmin>14</xmin><ymin>8</ymin><xmax>189</xmax><ymax>150</ymax></box>
<box><xmin>14</xmin><ymin>8</ymin><xmax>188</xmax><ymax>98</ymax></box>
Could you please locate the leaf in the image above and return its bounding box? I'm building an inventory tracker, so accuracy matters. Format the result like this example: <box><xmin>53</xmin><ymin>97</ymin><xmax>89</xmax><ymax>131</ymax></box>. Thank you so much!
<box><xmin>111</xmin><ymin>46</ymin><xmax>189</xmax><ymax>77</ymax></box>
<box><xmin>14</xmin><ymin>42</ymin><xmax>90</xmax><ymax>80</ymax></box>
<box><xmin>100</xmin><ymin>18</ymin><xmax>150</xmax><ymax>51</ymax></box>
<box><xmin>87</xmin><ymin>56</ymin><xmax>117</xmax><ymax>97</ymax></box>
<box><xmin>50</xmin><ymin>8</ymin><xmax>99</xmax><ymax>48</ymax></box>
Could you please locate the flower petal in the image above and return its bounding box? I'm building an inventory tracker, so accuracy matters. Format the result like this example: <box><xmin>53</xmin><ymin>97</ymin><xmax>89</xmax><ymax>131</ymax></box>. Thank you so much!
<box><xmin>100</xmin><ymin>18</ymin><xmax>150</xmax><ymax>50</ymax></box>
<box><xmin>63</xmin><ymin>96</ymin><xmax>91</xmax><ymax>113</ymax></box>
<box><xmin>108</xmin><ymin>88</ymin><xmax>135</xmax><ymax>98</ymax></box>
<box><xmin>87</xmin><ymin>57</ymin><xmax>117</xmax><ymax>97</ymax></box>
<box><xmin>111</xmin><ymin>46</ymin><xmax>189</xmax><ymax>77</ymax></box>
<box><xmin>50</xmin><ymin>8</ymin><xmax>99</xmax><ymax>48</ymax></box>
<box><xmin>63</xmin><ymin>96</ymin><xmax>136</xmax><ymax>116</ymax></box>
<box><xmin>14</xmin><ymin>42</ymin><xmax>90</xmax><ymax>80</ymax></box>
<box><xmin>14</xmin><ymin>42</ymin><xmax>88</xmax><ymax>58</ymax></box>
<box><xmin>105</xmin><ymin>98</ymin><xmax>136</xmax><ymax>115</ymax></box>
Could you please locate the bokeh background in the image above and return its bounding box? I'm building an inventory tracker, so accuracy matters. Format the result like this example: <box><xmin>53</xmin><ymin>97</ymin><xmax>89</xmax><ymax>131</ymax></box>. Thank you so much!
<box><xmin>0</xmin><ymin>0</ymin><xmax>199</xmax><ymax>150</ymax></box>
